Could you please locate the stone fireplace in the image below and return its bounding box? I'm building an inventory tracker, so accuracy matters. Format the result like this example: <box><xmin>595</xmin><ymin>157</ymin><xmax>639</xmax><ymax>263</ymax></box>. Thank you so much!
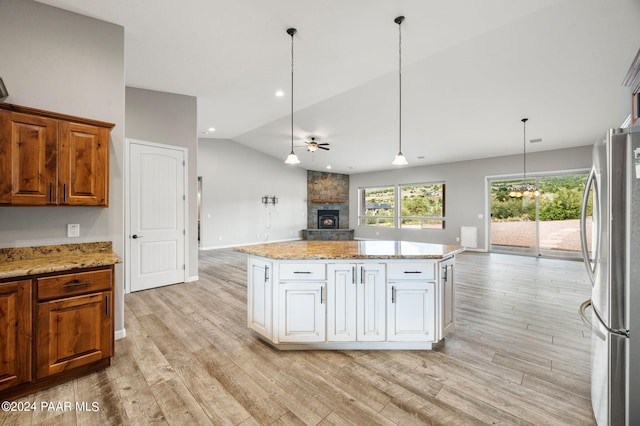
<box><xmin>302</xmin><ymin>171</ymin><xmax>354</xmax><ymax>240</ymax></box>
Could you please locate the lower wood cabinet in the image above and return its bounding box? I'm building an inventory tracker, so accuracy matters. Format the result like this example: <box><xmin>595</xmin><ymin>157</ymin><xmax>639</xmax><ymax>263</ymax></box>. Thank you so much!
<box><xmin>278</xmin><ymin>282</ymin><xmax>326</xmax><ymax>342</ymax></box>
<box><xmin>245</xmin><ymin>255</ymin><xmax>456</xmax><ymax>350</ymax></box>
<box><xmin>0</xmin><ymin>266</ymin><xmax>114</xmax><ymax>400</ymax></box>
<box><xmin>327</xmin><ymin>263</ymin><xmax>385</xmax><ymax>342</ymax></box>
<box><xmin>247</xmin><ymin>258</ymin><xmax>272</xmax><ymax>339</ymax></box>
<box><xmin>387</xmin><ymin>282</ymin><xmax>436</xmax><ymax>341</ymax></box>
<box><xmin>0</xmin><ymin>280</ymin><xmax>32</xmax><ymax>392</ymax></box>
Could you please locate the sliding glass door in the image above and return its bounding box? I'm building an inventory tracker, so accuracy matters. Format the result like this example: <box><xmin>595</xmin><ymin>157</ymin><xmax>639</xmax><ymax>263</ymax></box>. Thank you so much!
<box><xmin>489</xmin><ymin>173</ymin><xmax>592</xmax><ymax>258</ymax></box>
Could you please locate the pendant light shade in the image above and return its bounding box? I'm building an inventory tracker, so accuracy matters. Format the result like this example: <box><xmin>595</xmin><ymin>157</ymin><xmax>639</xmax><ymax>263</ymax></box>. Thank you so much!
<box><xmin>284</xmin><ymin>27</ymin><xmax>300</xmax><ymax>165</ymax></box>
<box><xmin>392</xmin><ymin>16</ymin><xmax>408</xmax><ymax>166</ymax></box>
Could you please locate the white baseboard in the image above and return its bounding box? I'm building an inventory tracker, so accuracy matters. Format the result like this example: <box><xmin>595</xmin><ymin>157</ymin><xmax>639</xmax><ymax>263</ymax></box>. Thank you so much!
<box><xmin>186</xmin><ymin>275</ymin><xmax>199</xmax><ymax>282</ymax></box>
<box><xmin>115</xmin><ymin>328</ymin><xmax>127</xmax><ymax>340</ymax></box>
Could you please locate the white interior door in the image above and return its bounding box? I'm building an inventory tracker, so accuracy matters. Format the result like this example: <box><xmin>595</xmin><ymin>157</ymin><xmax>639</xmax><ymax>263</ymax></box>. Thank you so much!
<box><xmin>129</xmin><ymin>141</ymin><xmax>186</xmax><ymax>292</ymax></box>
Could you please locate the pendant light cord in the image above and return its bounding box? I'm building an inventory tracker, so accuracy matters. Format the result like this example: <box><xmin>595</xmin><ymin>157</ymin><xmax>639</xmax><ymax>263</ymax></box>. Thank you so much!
<box><xmin>398</xmin><ymin>17</ymin><xmax>403</xmax><ymax>154</ymax></box>
<box><xmin>522</xmin><ymin>118</ymin><xmax>528</xmax><ymax>183</ymax></box>
<box><xmin>290</xmin><ymin>29</ymin><xmax>295</xmax><ymax>152</ymax></box>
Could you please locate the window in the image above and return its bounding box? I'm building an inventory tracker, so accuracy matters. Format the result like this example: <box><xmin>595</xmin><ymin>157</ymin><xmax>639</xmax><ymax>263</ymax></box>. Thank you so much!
<box><xmin>359</xmin><ymin>186</ymin><xmax>395</xmax><ymax>227</ymax></box>
<box><xmin>359</xmin><ymin>182</ymin><xmax>445</xmax><ymax>229</ymax></box>
<box><xmin>400</xmin><ymin>183</ymin><xmax>445</xmax><ymax>229</ymax></box>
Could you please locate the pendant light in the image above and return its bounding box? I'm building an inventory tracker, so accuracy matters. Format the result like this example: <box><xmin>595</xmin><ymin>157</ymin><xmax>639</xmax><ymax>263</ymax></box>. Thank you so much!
<box><xmin>392</xmin><ymin>16</ymin><xmax>408</xmax><ymax>166</ymax></box>
<box><xmin>508</xmin><ymin>118</ymin><xmax>540</xmax><ymax>198</ymax></box>
<box><xmin>284</xmin><ymin>27</ymin><xmax>301</xmax><ymax>165</ymax></box>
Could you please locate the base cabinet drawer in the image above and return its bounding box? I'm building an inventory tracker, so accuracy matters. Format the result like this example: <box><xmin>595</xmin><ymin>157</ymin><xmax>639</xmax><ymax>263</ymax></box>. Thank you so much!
<box><xmin>37</xmin><ymin>269</ymin><xmax>112</xmax><ymax>300</ymax></box>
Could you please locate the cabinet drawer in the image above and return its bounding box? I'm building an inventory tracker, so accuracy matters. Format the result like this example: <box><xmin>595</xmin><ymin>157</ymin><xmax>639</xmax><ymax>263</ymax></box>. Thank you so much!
<box><xmin>387</xmin><ymin>263</ymin><xmax>435</xmax><ymax>281</ymax></box>
<box><xmin>37</xmin><ymin>269</ymin><xmax>112</xmax><ymax>300</ymax></box>
<box><xmin>279</xmin><ymin>263</ymin><xmax>326</xmax><ymax>281</ymax></box>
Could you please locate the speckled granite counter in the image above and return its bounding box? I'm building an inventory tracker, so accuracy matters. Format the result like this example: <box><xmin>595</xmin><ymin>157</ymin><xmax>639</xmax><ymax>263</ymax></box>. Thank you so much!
<box><xmin>0</xmin><ymin>242</ymin><xmax>121</xmax><ymax>279</ymax></box>
<box><xmin>235</xmin><ymin>240</ymin><xmax>463</xmax><ymax>260</ymax></box>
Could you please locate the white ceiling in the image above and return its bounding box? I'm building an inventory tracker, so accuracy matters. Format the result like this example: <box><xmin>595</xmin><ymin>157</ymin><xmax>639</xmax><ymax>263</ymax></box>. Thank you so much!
<box><xmin>37</xmin><ymin>0</ymin><xmax>640</xmax><ymax>174</ymax></box>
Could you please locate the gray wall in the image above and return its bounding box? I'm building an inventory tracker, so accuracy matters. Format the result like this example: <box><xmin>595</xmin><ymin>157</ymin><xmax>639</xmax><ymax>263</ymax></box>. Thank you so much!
<box><xmin>125</xmin><ymin>87</ymin><xmax>199</xmax><ymax>280</ymax></box>
<box><xmin>198</xmin><ymin>138</ymin><xmax>307</xmax><ymax>249</ymax></box>
<box><xmin>0</xmin><ymin>0</ymin><xmax>126</xmax><ymax>335</ymax></box>
<box><xmin>350</xmin><ymin>145</ymin><xmax>593</xmax><ymax>250</ymax></box>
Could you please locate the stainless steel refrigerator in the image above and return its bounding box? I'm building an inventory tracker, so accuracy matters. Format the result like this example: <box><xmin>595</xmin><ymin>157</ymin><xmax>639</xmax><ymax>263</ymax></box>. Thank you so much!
<box><xmin>579</xmin><ymin>125</ymin><xmax>640</xmax><ymax>425</ymax></box>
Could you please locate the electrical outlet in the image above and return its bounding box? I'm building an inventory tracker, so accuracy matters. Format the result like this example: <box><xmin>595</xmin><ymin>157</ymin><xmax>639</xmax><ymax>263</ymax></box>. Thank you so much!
<box><xmin>67</xmin><ymin>224</ymin><xmax>80</xmax><ymax>238</ymax></box>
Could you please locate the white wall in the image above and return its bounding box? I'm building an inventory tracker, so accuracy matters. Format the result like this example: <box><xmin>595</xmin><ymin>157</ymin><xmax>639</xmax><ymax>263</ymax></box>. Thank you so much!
<box><xmin>198</xmin><ymin>139</ymin><xmax>307</xmax><ymax>249</ymax></box>
<box><xmin>125</xmin><ymin>87</ymin><xmax>199</xmax><ymax>280</ymax></box>
<box><xmin>0</xmin><ymin>0</ymin><xmax>125</xmax><ymax>334</ymax></box>
<box><xmin>350</xmin><ymin>145</ymin><xmax>593</xmax><ymax>250</ymax></box>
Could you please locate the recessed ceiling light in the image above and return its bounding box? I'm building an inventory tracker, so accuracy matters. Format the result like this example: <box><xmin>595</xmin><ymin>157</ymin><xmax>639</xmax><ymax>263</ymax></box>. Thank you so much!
<box><xmin>275</xmin><ymin>90</ymin><xmax>284</xmax><ymax>97</ymax></box>
<box><xmin>208</xmin><ymin>127</ymin><xmax>216</xmax><ymax>132</ymax></box>
<box><xmin>417</xmin><ymin>156</ymin><xmax>425</xmax><ymax>160</ymax></box>
<box><xmin>326</xmin><ymin>165</ymin><xmax>332</xmax><ymax>170</ymax></box>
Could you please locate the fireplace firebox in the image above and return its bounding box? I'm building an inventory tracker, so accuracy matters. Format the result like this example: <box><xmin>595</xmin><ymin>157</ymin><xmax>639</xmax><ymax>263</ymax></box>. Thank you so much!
<box><xmin>317</xmin><ymin>210</ymin><xmax>339</xmax><ymax>229</ymax></box>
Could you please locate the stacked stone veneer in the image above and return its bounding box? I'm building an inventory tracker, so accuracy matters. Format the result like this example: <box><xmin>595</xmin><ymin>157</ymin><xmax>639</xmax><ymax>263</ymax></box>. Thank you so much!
<box><xmin>307</xmin><ymin>171</ymin><xmax>349</xmax><ymax>229</ymax></box>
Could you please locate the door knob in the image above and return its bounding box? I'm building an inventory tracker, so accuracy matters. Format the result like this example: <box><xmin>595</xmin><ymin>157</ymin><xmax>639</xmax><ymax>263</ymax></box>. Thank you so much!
<box><xmin>132</xmin><ymin>234</ymin><xmax>143</xmax><ymax>239</ymax></box>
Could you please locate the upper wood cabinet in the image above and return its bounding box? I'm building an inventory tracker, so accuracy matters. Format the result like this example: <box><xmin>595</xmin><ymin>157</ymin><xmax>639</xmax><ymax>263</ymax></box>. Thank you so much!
<box><xmin>0</xmin><ymin>104</ymin><xmax>114</xmax><ymax>206</ymax></box>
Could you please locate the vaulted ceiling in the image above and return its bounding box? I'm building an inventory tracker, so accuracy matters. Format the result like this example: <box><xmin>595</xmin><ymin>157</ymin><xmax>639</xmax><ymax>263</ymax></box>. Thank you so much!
<box><xmin>37</xmin><ymin>0</ymin><xmax>640</xmax><ymax>174</ymax></box>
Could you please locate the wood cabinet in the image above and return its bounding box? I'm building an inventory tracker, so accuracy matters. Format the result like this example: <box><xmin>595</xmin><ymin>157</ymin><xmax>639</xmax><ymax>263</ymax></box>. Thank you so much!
<box><xmin>386</xmin><ymin>262</ymin><xmax>437</xmax><ymax>341</ymax></box>
<box><xmin>0</xmin><ymin>280</ymin><xmax>32</xmax><ymax>392</ymax></box>
<box><xmin>0</xmin><ymin>266</ymin><xmax>114</xmax><ymax>400</ymax></box>
<box><xmin>276</xmin><ymin>262</ymin><xmax>326</xmax><ymax>342</ymax></box>
<box><xmin>35</xmin><ymin>269</ymin><xmax>113</xmax><ymax>378</ymax></box>
<box><xmin>387</xmin><ymin>282</ymin><xmax>436</xmax><ymax>341</ymax></box>
<box><xmin>244</xmin><ymin>253</ymin><xmax>457</xmax><ymax>350</ymax></box>
<box><xmin>247</xmin><ymin>258</ymin><xmax>272</xmax><ymax>339</ymax></box>
<box><xmin>327</xmin><ymin>263</ymin><xmax>385</xmax><ymax>342</ymax></box>
<box><xmin>0</xmin><ymin>104</ymin><xmax>113</xmax><ymax>206</ymax></box>
<box><xmin>278</xmin><ymin>282</ymin><xmax>325</xmax><ymax>342</ymax></box>
<box><xmin>440</xmin><ymin>258</ymin><xmax>455</xmax><ymax>338</ymax></box>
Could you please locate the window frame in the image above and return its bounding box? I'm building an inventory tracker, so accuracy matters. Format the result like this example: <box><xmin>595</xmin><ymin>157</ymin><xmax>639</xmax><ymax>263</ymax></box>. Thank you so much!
<box><xmin>358</xmin><ymin>181</ymin><xmax>446</xmax><ymax>230</ymax></box>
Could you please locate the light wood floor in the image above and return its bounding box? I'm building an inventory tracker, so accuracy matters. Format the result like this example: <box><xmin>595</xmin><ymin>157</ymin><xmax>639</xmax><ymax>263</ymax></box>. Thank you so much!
<box><xmin>3</xmin><ymin>250</ymin><xmax>595</xmax><ymax>425</ymax></box>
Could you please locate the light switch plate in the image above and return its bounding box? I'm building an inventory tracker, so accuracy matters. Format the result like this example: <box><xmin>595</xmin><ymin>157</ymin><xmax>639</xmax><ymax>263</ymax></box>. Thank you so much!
<box><xmin>67</xmin><ymin>224</ymin><xmax>80</xmax><ymax>238</ymax></box>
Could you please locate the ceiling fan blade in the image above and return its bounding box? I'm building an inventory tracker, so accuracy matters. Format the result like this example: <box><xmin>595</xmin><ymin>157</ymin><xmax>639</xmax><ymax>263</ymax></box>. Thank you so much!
<box><xmin>318</xmin><ymin>146</ymin><xmax>330</xmax><ymax>151</ymax></box>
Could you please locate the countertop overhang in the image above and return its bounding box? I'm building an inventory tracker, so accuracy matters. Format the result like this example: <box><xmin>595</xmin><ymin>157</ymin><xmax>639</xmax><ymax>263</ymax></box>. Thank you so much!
<box><xmin>0</xmin><ymin>242</ymin><xmax>121</xmax><ymax>279</ymax></box>
<box><xmin>235</xmin><ymin>240</ymin><xmax>464</xmax><ymax>260</ymax></box>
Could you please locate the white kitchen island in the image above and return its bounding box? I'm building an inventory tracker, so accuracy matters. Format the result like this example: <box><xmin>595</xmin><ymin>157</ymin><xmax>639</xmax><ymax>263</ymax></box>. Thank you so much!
<box><xmin>236</xmin><ymin>240</ymin><xmax>464</xmax><ymax>350</ymax></box>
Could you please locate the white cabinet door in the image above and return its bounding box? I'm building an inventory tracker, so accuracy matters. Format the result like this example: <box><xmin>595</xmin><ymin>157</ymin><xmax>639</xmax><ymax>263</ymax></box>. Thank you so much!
<box><xmin>327</xmin><ymin>264</ymin><xmax>356</xmax><ymax>341</ymax></box>
<box><xmin>440</xmin><ymin>258</ymin><xmax>455</xmax><ymax>338</ymax></box>
<box><xmin>278</xmin><ymin>283</ymin><xmax>325</xmax><ymax>342</ymax></box>
<box><xmin>357</xmin><ymin>264</ymin><xmax>386</xmax><ymax>341</ymax></box>
<box><xmin>247</xmin><ymin>258</ymin><xmax>272</xmax><ymax>339</ymax></box>
<box><xmin>387</xmin><ymin>282</ymin><xmax>435</xmax><ymax>341</ymax></box>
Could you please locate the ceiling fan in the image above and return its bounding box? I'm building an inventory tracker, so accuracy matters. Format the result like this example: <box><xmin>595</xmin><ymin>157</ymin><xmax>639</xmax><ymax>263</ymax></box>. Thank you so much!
<box><xmin>304</xmin><ymin>137</ymin><xmax>330</xmax><ymax>152</ymax></box>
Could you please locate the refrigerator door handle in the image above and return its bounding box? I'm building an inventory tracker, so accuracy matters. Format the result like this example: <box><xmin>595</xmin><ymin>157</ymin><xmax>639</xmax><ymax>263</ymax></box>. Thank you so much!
<box><xmin>579</xmin><ymin>299</ymin><xmax>630</xmax><ymax>340</ymax></box>
<box><xmin>579</xmin><ymin>299</ymin><xmax>606</xmax><ymax>340</ymax></box>
<box><xmin>580</xmin><ymin>167</ymin><xmax>598</xmax><ymax>285</ymax></box>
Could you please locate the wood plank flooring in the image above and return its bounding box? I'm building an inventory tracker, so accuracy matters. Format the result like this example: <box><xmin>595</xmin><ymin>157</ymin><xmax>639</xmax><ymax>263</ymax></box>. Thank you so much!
<box><xmin>2</xmin><ymin>250</ymin><xmax>596</xmax><ymax>425</ymax></box>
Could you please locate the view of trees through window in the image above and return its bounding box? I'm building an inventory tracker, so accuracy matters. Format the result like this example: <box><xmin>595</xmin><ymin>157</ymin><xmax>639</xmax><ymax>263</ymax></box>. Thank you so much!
<box><xmin>360</xmin><ymin>183</ymin><xmax>445</xmax><ymax>229</ymax></box>
<box><xmin>490</xmin><ymin>173</ymin><xmax>592</xmax><ymax>255</ymax></box>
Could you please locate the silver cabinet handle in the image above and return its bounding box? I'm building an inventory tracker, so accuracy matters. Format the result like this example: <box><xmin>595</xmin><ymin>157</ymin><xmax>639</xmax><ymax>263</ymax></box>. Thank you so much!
<box><xmin>264</xmin><ymin>265</ymin><xmax>269</xmax><ymax>282</ymax></box>
<box><xmin>391</xmin><ymin>286</ymin><xmax>396</xmax><ymax>304</ymax></box>
<box><xmin>320</xmin><ymin>286</ymin><xmax>324</xmax><ymax>304</ymax></box>
<box><xmin>352</xmin><ymin>266</ymin><xmax>356</xmax><ymax>284</ymax></box>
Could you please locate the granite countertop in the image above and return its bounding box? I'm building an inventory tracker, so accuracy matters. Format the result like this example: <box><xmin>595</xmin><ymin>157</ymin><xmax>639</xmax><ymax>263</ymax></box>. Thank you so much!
<box><xmin>0</xmin><ymin>242</ymin><xmax>121</xmax><ymax>279</ymax></box>
<box><xmin>235</xmin><ymin>240</ymin><xmax>464</xmax><ymax>260</ymax></box>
